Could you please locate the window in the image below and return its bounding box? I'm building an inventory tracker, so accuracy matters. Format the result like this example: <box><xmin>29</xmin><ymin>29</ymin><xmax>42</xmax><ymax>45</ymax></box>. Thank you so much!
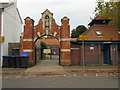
<box><xmin>117</xmin><ymin>30</ymin><xmax>120</xmax><ymax>35</ymax></box>
<box><xmin>95</xmin><ymin>30</ymin><xmax>103</xmax><ymax>36</ymax></box>
<box><xmin>45</xmin><ymin>15</ymin><xmax>49</xmax><ymax>19</ymax></box>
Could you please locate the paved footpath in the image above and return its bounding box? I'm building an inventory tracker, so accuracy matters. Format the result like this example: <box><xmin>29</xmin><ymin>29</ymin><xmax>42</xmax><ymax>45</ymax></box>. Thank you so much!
<box><xmin>21</xmin><ymin>60</ymin><xmax>66</xmax><ymax>76</ymax></box>
<box><xmin>1</xmin><ymin>60</ymin><xmax>119</xmax><ymax>78</ymax></box>
<box><xmin>26</xmin><ymin>60</ymin><xmax>64</xmax><ymax>73</ymax></box>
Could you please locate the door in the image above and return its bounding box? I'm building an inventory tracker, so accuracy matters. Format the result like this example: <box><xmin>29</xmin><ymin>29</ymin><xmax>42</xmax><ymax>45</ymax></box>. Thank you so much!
<box><xmin>103</xmin><ymin>44</ymin><xmax>111</xmax><ymax>64</ymax></box>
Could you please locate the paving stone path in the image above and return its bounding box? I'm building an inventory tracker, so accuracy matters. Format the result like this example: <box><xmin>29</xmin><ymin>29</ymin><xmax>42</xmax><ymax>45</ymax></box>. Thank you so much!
<box><xmin>25</xmin><ymin>60</ymin><xmax>65</xmax><ymax>73</ymax></box>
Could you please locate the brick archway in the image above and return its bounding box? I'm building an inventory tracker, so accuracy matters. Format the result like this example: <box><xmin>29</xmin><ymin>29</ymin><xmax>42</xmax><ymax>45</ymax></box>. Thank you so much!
<box><xmin>34</xmin><ymin>33</ymin><xmax>60</xmax><ymax>43</ymax></box>
<box><xmin>20</xmin><ymin>9</ymin><xmax>71</xmax><ymax>66</ymax></box>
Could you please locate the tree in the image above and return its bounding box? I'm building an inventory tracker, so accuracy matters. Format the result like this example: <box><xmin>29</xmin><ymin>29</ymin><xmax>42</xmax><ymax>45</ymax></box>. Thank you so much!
<box><xmin>71</xmin><ymin>25</ymin><xmax>87</xmax><ymax>38</ymax></box>
<box><xmin>94</xmin><ymin>0</ymin><xmax>120</xmax><ymax>28</ymax></box>
<box><xmin>40</xmin><ymin>41</ymin><xmax>48</xmax><ymax>49</ymax></box>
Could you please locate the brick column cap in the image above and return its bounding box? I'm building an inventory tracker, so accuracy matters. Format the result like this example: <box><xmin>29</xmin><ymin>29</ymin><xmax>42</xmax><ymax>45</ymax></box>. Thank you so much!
<box><xmin>24</xmin><ymin>17</ymin><xmax>34</xmax><ymax>22</ymax></box>
<box><xmin>61</xmin><ymin>16</ymin><xmax>70</xmax><ymax>21</ymax></box>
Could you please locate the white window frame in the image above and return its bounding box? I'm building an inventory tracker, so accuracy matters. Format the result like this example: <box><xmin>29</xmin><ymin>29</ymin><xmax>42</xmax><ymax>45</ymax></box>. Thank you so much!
<box><xmin>95</xmin><ymin>30</ymin><xmax>103</xmax><ymax>37</ymax></box>
<box><xmin>117</xmin><ymin>30</ymin><xmax>120</xmax><ymax>35</ymax></box>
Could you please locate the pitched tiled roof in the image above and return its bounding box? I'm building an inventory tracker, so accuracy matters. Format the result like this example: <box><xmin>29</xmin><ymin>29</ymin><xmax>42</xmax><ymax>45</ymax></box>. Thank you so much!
<box><xmin>93</xmin><ymin>16</ymin><xmax>110</xmax><ymax>20</ymax></box>
<box><xmin>88</xmin><ymin>16</ymin><xmax>111</xmax><ymax>27</ymax></box>
<box><xmin>36</xmin><ymin>39</ymin><xmax>60</xmax><ymax>45</ymax></box>
<box><xmin>81</xmin><ymin>25</ymin><xmax>120</xmax><ymax>41</ymax></box>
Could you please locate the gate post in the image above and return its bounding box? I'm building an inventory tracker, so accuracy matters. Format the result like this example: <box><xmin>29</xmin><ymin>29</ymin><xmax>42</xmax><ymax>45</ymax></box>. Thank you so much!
<box><xmin>22</xmin><ymin>17</ymin><xmax>35</xmax><ymax>66</ymax></box>
<box><xmin>60</xmin><ymin>17</ymin><xmax>71</xmax><ymax>65</ymax></box>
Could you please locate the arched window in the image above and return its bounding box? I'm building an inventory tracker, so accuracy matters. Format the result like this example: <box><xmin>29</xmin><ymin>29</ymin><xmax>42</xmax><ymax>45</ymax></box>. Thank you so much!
<box><xmin>45</xmin><ymin>15</ymin><xmax>49</xmax><ymax>19</ymax></box>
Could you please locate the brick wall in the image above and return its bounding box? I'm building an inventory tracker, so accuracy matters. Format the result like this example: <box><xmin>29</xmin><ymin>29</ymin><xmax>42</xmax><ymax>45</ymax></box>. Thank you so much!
<box><xmin>22</xmin><ymin>17</ymin><xmax>35</xmax><ymax>66</ymax></box>
<box><xmin>111</xmin><ymin>44</ymin><xmax>119</xmax><ymax>65</ymax></box>
<box><xmin>71</xmin><ymin>43</ymin><xmax>119</xmax><ymax>65</ymax></box>
<box><xmin>71</xmin><ymin>44</ymin><xmax>81</xmax><ymax>65</ymax></box>
<box><xmin>71</xmin><ymin>43</ymin><xmax>103</xmax><ymax>65</ymax></box>
<box><xmin>60</xmin><ymin>17</ymin><xmax>71</xmax><ymax>65</ymax></box>
<box><xmin>83</xmin><ymin>44</ymin><xmax>102</xmax><ymax>65</ymax></box>
<box><xmin>34</xmin><ymin>20</ymin><xmax>60</xmax><ymax>38</ymax></box>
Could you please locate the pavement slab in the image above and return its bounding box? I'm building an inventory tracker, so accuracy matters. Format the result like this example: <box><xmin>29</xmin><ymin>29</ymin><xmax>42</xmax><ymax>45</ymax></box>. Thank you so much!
<box><xmin>1</xmin><ymin>60</ymin><xmax>119</xmax><ymax>79</ymax></box>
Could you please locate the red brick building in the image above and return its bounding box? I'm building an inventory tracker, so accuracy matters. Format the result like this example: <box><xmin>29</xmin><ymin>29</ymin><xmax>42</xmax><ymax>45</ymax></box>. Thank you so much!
<box><xmin>20</xmin><ymin>9</ymin><xmax>120</xmax><ymax>66</ymax></box>
<box><xmin>71</xmin><ymin>17</ymin><xmax>120</xmax><ymax>65</ymax></box>
<box><xmin>20</xmin><ymin>9</ymin><xmax>71</xmax><ymax>66</ymax></box>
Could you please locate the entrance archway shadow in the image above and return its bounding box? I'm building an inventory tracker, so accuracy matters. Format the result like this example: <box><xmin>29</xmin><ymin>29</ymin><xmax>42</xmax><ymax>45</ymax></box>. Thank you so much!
<box><xmin>36</xmin><ymin>60</ymin><xmax>60</xmax><ymax>66</ymax></box>
<box><xmin>34</xmin><ymin>34</ymin><xmax>60</xmax><ymax>66</ymax></box>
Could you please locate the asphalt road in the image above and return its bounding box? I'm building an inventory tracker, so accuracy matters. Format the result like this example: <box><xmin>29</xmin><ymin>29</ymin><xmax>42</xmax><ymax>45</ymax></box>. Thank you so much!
<box><xmin>2</xmin><ymin>72</ymin><xmax>119</xmax><ymax>88</ymax></box>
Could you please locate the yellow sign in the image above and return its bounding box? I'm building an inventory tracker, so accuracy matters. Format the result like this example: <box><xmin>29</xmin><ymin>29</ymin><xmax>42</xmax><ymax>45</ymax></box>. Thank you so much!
<box><xmin>43</xmin><ymin>49</ymin><xmax>51</xmax><ymax>54</ymax></box>
<box><xmin>0</xmin><ymin>36</ymin><xmax>5</xmax><ymax>42</ymax></box>
<box><xmin>79</xmin><ymin>35</ymin><xmax>87</xmax><ymax>40</ymax></box>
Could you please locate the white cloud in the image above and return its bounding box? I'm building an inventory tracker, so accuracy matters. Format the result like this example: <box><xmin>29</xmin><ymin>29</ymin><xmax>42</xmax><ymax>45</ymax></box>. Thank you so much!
<box><xmin>0</xmin><ymin>0</ymin><xmax>9</xmax><ymax>2</ymax></box>
<box><xmin>17</xmin><ymin>0</ymin><xmax>96</xmax><ymax>30</ymax></box>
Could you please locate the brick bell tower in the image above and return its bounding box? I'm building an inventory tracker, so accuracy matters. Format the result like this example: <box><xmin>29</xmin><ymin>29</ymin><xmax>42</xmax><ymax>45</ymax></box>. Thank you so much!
<box><xmin>20</xmin><ymin>10</ymin><xmax>71</xmax><ymax>66</ymax></box>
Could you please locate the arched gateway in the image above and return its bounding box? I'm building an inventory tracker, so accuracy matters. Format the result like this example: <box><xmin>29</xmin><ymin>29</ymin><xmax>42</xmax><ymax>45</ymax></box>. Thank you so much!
<box><xmin>20</xmin><ymin>9</ymin><xmax>71</xmax><ymax>66</ymax></box>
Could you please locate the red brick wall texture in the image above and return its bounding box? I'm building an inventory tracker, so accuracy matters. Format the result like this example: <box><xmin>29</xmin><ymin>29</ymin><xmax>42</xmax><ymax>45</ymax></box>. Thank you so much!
<box><xmin>71</xmin><ymin>44</ymin><xmax>119</xmax><ymax>65</ymax></box>
<box><xmin>20</xmin><ymin>10</ymin><xmax>71</xmax><ymax>66</ymax></box>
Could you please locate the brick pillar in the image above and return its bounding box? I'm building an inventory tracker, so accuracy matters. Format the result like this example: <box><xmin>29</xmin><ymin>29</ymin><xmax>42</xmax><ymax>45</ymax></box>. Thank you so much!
<box><xmin>23</xmin><ymin>17</ymin><xmax>35</xmax><ymax>66</ymax></box>
<box><xmin>60</xmin><ymin>17</ymin><xmax>71</xmax><ymax>65</ymax></box>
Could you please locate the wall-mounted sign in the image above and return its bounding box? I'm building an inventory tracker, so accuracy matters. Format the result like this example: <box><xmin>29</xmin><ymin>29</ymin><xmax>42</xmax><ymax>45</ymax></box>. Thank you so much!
<box><xmin>79</xmin><ymin>35</ymin><xmax>87</xmax><ymax>40</ymax></box>
<box><xmin>43</xmin><ymin>49</ymin><xmax>51</xmax><ymax>54</ymax></box>
<box><xmin>0</xmin><ymin>36</ymin><xmax>5</xmax><ymax>42</ymax></box>
<box><xmin>90</xmin><ymin>47</ymin><xmax>94</xmax><ymax>50</ymax></box>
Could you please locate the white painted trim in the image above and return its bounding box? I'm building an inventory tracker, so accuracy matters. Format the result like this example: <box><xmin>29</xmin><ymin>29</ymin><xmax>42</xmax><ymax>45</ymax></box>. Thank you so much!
<box><xmin>61</xmin><ymin>59</ymin><xmax>71</xmax><ymax>61</ymax></box>
<box><xmin>23</xmin><ymin>49</ymin><xmax>33</xmax><ymax>52</ymax></box>
<box><xmin>60</xmin><ymin>38</ymin><xmax>71</xmax><ymax>41</ymax></box>
<box><xmin>71</xmin><ymin>48</ymin><xmax>79</xmax><ymax>50</ymax></box>
<box><xmin>34</xmin><ymin>37</ymin><xmax>38</xmax><ymax>42</ymax></box>
<box><xmin>61</xmin><ymin>49</ymin><xmax>70</xmax><ymax>52</ymax></box>
<box><xmin>37</xmin><ymin>32</ymin><xmax>41</xmax><ymax>37</ymax></box>
<box><xmin>23</xmin><ymin>39</ymin><xmax>33</xmax><ymax>42</ymax></box>
<box><xmin>103</xmin><ymin>42</ymin><xmax>111</xmax><ymax>44</ymax></box>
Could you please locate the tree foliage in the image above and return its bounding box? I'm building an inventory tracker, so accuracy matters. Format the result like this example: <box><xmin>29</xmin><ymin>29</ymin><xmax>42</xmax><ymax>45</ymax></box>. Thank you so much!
<box><xmin>71</xmin><ymin>25</ymin><xmax>87</xmax><ymax>38</ymax></box>
<box><xmin>94</xmin><ymin>0</ymin><xmax>120</xmax><ymax>28</ymax></box>
<box><xmin>40</xmin><ymin>41</ymin><xmax>48</xmax><ymax>49</ymax></box>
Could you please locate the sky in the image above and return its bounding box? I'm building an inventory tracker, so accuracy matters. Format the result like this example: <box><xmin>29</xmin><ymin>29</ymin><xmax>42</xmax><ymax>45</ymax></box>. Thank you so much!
<box><xmin>0</xmin><ymin>0</ymin><xmax>97</xmax><ymax>30</ymax></box>
<box><xmin>17</xmin><ymin>0</ymin><xmax>97</xmax><ymax>30</ymax></box>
